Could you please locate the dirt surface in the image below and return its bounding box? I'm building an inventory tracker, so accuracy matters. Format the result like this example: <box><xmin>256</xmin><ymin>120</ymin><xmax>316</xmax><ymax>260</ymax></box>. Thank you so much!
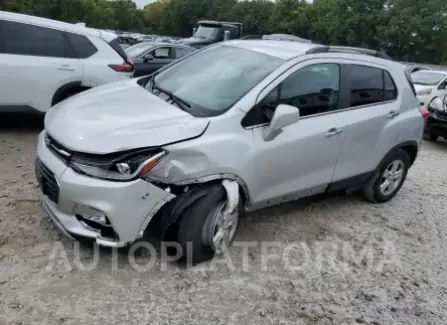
<box><xmin>1</xmin><ymin>115</ymin><xmax>447</xmax><ymax>325</ymax></box>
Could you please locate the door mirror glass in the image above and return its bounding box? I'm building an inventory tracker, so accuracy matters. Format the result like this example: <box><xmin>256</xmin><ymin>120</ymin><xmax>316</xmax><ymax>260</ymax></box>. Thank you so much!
<box><xmin>263</xmin><ymin>104</ymin><xmax>300</xmax><ymax>141</ymax></box>
<box><xmin>143</xmin><ymin>53</ymin><xmax>154</xmax><ymax>62</ymax></box>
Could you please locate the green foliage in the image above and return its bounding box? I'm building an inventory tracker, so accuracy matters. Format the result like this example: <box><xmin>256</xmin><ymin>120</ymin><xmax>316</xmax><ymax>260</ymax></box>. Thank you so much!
<box><xmin>1</xmin><ymin>0</ymin><xmax>446</xmax><ymax>63</ymax></box>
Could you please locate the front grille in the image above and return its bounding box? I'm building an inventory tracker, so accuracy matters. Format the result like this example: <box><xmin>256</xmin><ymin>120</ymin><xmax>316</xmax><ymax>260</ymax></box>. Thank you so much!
<box><xmin>45</xmin><ymin>134</ymin><xmax>72</xmax><ymax>165</ymax></box>
<box><xmin>35</xmin><ymin>158</ymin><xmax>60</xmax><ymax>204</ymax></box>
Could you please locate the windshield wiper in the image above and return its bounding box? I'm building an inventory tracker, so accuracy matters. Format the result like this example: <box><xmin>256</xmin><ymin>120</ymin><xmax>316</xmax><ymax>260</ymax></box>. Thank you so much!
<box><xmin>152</xmin><ymin>81</ymin><xmax>191</xmax><ymax>111</ymax></box>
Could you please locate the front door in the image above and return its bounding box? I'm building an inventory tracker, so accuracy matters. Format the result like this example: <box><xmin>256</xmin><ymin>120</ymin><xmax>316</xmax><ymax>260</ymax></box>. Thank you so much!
<box><xmin>243</xmin><ymin>62</ymin><xmax>347</xmax><ymax>206</ymax></box>
<box><xmin>134</xmin><ymin>46</ymin><xmax>174</xmax><ymax>77</ymax></box>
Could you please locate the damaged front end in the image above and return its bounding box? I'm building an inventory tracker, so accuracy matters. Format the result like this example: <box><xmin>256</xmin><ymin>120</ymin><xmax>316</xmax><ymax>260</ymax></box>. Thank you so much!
<box><xmin>139</xmin><ymin>178</ymin><xmax>241</xmax><ymax>244</ymax></box>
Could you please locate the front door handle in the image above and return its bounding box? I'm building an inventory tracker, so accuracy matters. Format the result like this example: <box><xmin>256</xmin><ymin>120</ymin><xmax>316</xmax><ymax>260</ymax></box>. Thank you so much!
<box><xmin>325</xmin><ymin>128</ymin><xmax>343</xmax><ymax>138</ymax></box>
<box><xmin>388</xmin><ymin>110</ymin><xmax>400</xmax><ymax>118</ymax></box>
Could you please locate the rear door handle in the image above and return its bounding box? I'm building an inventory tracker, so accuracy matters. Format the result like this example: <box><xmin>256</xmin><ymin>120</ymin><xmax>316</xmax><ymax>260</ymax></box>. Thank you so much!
<box><xmin>388</xmin><ymin>110</ymin><xmax>400</xmax><ymax>118</ymax></box>
<box><xmin>325</xmin><ymin>128</ymin><xmax>343</xmax><ymax>138</ymax></box>
<box><xmin>57</xmin><ymin>65</ymin><xmax>75</xmax><ymax>71</ymax></box>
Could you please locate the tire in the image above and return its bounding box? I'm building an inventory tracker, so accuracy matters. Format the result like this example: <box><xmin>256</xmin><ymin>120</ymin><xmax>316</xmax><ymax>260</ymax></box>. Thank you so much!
<box><xmin>52</xmin><ymin>87</ymin><xmax>86</xmax><ymax>106</ymax></box>
<box><xmin>361</xmin><ymin>149</ymin><xmax>410</xmax><ymax>203</ymax></box>
<box><xmin>176</xmin><ymin>184</ymin><xmax>241</xmax><ymax>265</ymax></box>
<box><xmin>423</xmin><ymin>129</ymin><xmax>439</xmax><ymax>141</ymax></box>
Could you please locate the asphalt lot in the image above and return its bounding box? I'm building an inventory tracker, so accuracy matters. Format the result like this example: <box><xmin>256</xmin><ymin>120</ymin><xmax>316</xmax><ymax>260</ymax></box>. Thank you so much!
<box><xmin>1</xmin><ymin>113</ymin><xmax>447</xmax><ymax>325</ymax></box>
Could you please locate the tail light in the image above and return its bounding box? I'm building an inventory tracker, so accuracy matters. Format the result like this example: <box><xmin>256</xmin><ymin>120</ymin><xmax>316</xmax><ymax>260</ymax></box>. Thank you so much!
<box><xmin>419</xmin><ymin>106</ymin><xmax>430</xmax><ymax>120</ymax></box>
<box><xmin>108</xmin><ymin>60</ymin><xmax>134</xmax><ymax>73</ymax></box>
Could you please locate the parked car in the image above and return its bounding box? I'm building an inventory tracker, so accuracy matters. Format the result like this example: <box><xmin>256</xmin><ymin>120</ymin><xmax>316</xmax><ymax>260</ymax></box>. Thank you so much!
<box><xmin>410</xmin><ymin>70</ymin><xmax>447</xmax><ymax>106</ymax></box>
<box><xmin>423</xmin><ymin>95</ymin><xmax>447</xmax><ymax>141</ymax></box>
<box><xmin>125</xmin><ymin>42</ymin><xmax>195</xmax><ymax>77</ymax></box>
<box><xmin>0</xmin><ymin>11</ymin><xmax>134</xmax><ymax>113</ymax></box>
<box><xmin>178</xmin><ymin>20</ymin><xmax>243</xmax><ymax>49</ymax></box>
<box><xmin>36</xmin><ymin>40</ymin><xmax>425</xmax><ymax>265</ymax></box>
<box><xmin>407</xmin><ymin>64</ymin><xmax>430</xmax><ymax>74</ymax></box>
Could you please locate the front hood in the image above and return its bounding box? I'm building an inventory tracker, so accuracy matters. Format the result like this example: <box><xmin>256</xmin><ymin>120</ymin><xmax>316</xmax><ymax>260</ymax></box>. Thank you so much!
<box><xmin>45</xmin><ymin>80</ymin><xmax>209</xmax><ymax>154</ymax></box>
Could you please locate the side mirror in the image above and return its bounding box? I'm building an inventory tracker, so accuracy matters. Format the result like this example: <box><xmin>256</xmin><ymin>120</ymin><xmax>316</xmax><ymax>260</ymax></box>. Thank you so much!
<box><xmin>224</xmin><ymin>30</ymin><xmax>230</xmax><ymax>41</ymax></box>
<box><xmin>262</xmin><ymin>104</ymin><xmax>300</xmax><ymax>142</ymax></box>
<box><xmin>192</xmin><ymin>27</ymin><xmax>197</xmax><ymax>36</ymax></box>
<box><xmin>143</xmin><ymin>54</ymin><xmax>154</xmax><ymax>62</ymax></box>
<box><xmin>428</xmin><ymin>96</ymin><xmax>447</xmax><ymax>112</ymax></box>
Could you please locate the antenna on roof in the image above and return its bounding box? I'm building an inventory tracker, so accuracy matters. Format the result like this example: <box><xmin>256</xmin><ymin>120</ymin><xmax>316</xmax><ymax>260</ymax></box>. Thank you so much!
<box><xmin>75</xmin><ymin>22</ymin><xmax>86</xmax><ymax>27</ymax></box>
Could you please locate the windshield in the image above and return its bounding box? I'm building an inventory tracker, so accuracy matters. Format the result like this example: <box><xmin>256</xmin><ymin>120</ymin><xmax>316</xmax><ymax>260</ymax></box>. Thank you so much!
<box><xmin>152</xmin><ymin>45</ymin><xmax>284</xmax><ymax>116</ymax></box>
<box><xmin>124</xmin><ymin>43</ymin><xmax>155</xmax><ymax>59</ymax></box>
<box><xmin>194</xmin><ymin>25</ymin><xmax>221</xmax><ymax>39</ymax></box>
<box><xmin>411</xmin><ymin>71</ymin><xmax>446</xmax><ymax>86</ymax></box>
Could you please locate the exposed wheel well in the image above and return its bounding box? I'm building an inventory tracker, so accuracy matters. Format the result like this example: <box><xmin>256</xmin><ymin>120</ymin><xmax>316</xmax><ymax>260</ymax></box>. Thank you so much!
<box><xmin>51</xmin><ymin>82</ymin><xmax>91</xmax><ymax>106</ymax></box>
<box><xmin>144</xmin><ymin>179</ymin><xmax>246</xmax><ymax>243</ymax></box>
<box><xmin>400</xmin><ymin>144</ymin><xmax>418</xmax><ymax>166</ymax></box>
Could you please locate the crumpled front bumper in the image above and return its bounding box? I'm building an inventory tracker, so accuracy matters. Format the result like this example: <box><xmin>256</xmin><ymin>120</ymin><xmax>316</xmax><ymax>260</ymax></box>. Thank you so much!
<box><xmin>36</xmin><ymin>131</ymin><xmax>174</xmax><ymax>247</ymax></box>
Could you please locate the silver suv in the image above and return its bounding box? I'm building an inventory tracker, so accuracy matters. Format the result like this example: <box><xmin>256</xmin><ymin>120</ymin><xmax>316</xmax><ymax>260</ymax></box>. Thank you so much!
<box><xmin>36</xmin><ymin>40</ymin><xmax>425</xmax><ymax>264</ymax></box>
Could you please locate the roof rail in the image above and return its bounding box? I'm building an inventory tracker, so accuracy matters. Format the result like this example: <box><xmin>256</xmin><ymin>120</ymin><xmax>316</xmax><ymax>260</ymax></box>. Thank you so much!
<box><xmin>306</xmin><ymin>45</ymin><xmax>392</xmax><ymax>60</ymax></box>
<box><xmin>197</xmin><ymin>20</ymin><xmax>243</xmax><ymax>26</ymax></box>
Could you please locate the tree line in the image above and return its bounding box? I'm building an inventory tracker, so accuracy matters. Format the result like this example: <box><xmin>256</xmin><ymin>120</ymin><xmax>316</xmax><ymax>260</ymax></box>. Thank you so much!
<box><xmin>1</xmin><ymin>0</ymin><xmax>447</xmax><ymax>64</ymax></box>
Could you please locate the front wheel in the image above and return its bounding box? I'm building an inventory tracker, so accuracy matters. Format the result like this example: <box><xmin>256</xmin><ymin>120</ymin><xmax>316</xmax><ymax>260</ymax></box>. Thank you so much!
<box><xmin>362</xmin><ymin>149</ymin><xmax>410</xmax><ymax>203</ymax></box>
<box><xmin>423</xmin><ymin>128</ymin><xmax>439</xmax><ymax>141</ymax></box>
<box><xmin>176</xmin><ymin>185</ymin><xmax>241</xmax><ymax>265</ymax></box>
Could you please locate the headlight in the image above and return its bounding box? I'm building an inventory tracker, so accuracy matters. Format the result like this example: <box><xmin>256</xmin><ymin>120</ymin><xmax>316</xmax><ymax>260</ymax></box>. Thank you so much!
<box><xmin>416</xmin><ymin>88</ymin><xmax>432</xmax><ymax>96</ymax></box>
<box><xmin>70</xmin><ymin>149</ymin><xmax>167</xmax><ymax>181</ymax></box>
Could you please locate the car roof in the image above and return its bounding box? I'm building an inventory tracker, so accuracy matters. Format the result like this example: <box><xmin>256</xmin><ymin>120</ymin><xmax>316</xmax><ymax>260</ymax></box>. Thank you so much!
<box><xmin>0</xmin><ymin>10</ymin><xmax>116</xmax><ymax>41</ymax></box>
<box><xmin>225</xmin><ymin>40</ymin><xmax>320</xmax><ymax>60</ymax></box>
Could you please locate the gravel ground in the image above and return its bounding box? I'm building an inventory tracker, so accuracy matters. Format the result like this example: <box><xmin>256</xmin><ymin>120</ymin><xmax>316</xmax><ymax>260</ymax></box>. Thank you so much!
<box><xmin>1</xmin><ymin>114</ymin><xmax>447</xmax><ymax>325</ymax></box>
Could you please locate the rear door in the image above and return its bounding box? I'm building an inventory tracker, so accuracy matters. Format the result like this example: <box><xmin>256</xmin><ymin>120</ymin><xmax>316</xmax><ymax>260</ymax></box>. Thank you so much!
<box><xmin>332</xmin><ymin>63</ymin><xmax>399</xmax><ymax>182</ymax></box>
<box><xmin>0</xmin><ymin>20</ymin><xmax>82</xmax><ymax>112</ymax></box>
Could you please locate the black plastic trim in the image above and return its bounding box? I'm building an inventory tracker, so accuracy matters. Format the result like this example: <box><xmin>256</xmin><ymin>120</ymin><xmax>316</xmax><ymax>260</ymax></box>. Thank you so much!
<box><xmin>327</xmin><ymin>172</ymin><xmax>374</xmax><ymax>192</ymax></box>
<box><xmin>51</xmin><ymin>81</ymin><xmax>83</xmax><ymax>106</ymax></box>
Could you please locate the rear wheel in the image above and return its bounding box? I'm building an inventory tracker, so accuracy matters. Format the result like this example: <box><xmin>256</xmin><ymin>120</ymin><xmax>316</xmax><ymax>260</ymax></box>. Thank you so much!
<box><xmin>362</xmin><ymin>149</ymin><xmax>410</xmax><ymax>203</ymax></box>
<box><xmin>176</xmin><ymin>185</ymin><xmax>241</xmax><ymax>265</ymax></box>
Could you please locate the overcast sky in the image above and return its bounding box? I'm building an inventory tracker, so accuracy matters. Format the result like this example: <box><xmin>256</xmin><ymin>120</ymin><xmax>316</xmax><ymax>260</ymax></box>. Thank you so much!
<box><xmin>133</xmin><ymin>0</ymin><xmax>153</xmax><ymax>8</ymax></box>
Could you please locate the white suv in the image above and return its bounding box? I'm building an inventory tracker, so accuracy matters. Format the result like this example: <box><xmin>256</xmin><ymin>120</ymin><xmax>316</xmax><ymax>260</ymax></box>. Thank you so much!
<box><xmin>0</xmin><ymin>11</ymin><xmax>134</xmax><ymax>113</ymax></box>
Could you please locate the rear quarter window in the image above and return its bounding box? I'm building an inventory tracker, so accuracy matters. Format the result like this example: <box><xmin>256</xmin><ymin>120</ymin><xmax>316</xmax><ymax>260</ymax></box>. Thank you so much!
<box><xmin>67</xmin><ymin>33</ymin><xmax>97</xmax><ymax>59</ymax></box>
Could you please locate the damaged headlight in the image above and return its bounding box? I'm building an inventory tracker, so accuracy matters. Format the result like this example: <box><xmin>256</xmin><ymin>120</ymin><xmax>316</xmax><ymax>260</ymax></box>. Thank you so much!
<box><xmin>70</xmin><ymin>148</ymin><xmax>167</xmax><ymax>181</ymax></box>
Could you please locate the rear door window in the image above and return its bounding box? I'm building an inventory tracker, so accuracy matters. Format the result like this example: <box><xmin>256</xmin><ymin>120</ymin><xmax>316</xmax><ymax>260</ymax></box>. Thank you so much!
<box><xmin>384</xmin><ymin>71</ymin><xmax>398</xmax><ymax>101</ymax></box>
<box><xmin>0</xmin><ymin>20</ymin><xmax>67</xmax><ymax>58</ymax></box>
<box><xmin>67</xmin><ymin>33</ymin><xmax>98</xmax><ymax>59</ymax></box>
<box><xmin>347</xmin><ymin>65</ymin><xmax>384</xmax><ymax>107</ymax></box>
<box><xmin>347</xmin><ymin>65</ymin><xmax>397</xmax><ymax>107</ymax></box>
